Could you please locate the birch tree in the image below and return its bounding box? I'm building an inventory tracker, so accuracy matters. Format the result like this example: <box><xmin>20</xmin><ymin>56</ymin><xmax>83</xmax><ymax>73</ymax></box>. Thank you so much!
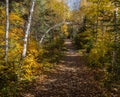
<box><xmin>5</xmin><ymin>0</ymin><xmax>9</xmax><ymax>63</ymax></box>
<box><xmin>22</xmin><ymin>0</ymin><xmax>36</xmax><ymax>58</ymax></box>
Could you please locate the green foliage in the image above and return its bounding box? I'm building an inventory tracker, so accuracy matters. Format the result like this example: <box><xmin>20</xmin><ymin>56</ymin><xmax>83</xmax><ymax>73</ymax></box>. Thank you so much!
<box><xmin>88</xmin><ymin>31</ymin><xmax>112</xmax><ymax>68</ymax></box>
<box><xmin>73</xmin><ymin>29</ymin><xmax>92</xmax><ymax>50</ymax></box>
<box><xmin>107</xmin><ymin>43</ymin><xmax>120</xmax><ymax>85</ymax></box>
<box><xmin>0</xmin><ymin>62</ymin><xmax>18</xmax><ymax>97</ymax></box>
<box><xmin>37</xmin><ymin>38</ymin><xmax>65</xmax><ymax>63</ymax></box>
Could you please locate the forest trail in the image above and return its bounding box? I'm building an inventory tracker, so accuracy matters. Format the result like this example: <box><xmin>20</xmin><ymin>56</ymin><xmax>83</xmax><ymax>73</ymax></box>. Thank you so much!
<box><xmin>22</xmin><ymin>39</ymin><xmax>107</xmax><ymax>97</ymax></box>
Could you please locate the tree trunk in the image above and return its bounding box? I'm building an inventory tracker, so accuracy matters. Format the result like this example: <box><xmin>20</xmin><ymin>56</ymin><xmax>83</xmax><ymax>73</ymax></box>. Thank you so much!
<box><xmin>5</xmin><ymin>0</ymin><xmax>9</xmax><ymax>63</ymax></box>
<box><xmin>112</xmin><ymin>6</ymin><xmax>118</xmax><ymax>67</ymax></box>
<box><xmin>22</xmin><ymin>0</ymin><xmax>36</xmax><ymax>58</ymax></box>
<box><xmin>100</xmin><ymin>21</ymin><xmax>104</xmax><ymax>37</ymax></box>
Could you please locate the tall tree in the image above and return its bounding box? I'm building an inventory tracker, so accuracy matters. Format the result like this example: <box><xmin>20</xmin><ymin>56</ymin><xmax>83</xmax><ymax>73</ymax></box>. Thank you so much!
<box><xmin>5</xmin><ymin>0</ymin><xmax>9</xmax><ymax>63</ymax></box>
<box><xmin>22</xmin><ymin>0</ymin><xmax>36</xmax><ymax>58</ymax></box>
<box><xmin>112</xmin><ymin>1</ymin><xmax>119</xmax><ymax>66</ymax></box>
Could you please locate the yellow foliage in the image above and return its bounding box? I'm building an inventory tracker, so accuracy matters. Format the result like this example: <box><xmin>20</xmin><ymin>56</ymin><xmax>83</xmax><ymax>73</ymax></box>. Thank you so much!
<box><xmin>61</xmin><ymin>24</ymin><xmax>69</xmax><ymax>36</ymax></box>
<box><xmin>0</xmin><ymin>8</ymin><xmax>5</xmax><ymax>36</ymax></box>
<box><xmin>88</xmin><ymin>31</ymin><xmax>113</xmax><ymax>65</ymax></box>
<box><xmin>47</xmin><ymin>0</ymin><xmax>70</xmax><ymax>20</ymax></box>
<box><xmin>10</xmin><ymin>13</ymin><xmax>24</xmax><ymax>25</ymax></box>
<box><xmin>0</xmin><ymin>8</ymin><xmax>24</xmax><ymax>63</ymax></box>
<box><xmin>10</xmin><ymin>28</ymin><xmax>24</xmax><ymax>39</ymax></box>
<box><xmin>0</xmin><ymin>7</ymin><xmax>5</xmax><ymax>18</ymax></box>
<box><xmin>0</xmin><ymin>7</ymin><xmax>24</xmax><ymax>24</ymax></box>
<box><xmin>0</xmin><ymin>9</ymin><xmax>5</xmax><ymax>15</ymax></box>
<box><xmin>7</xmin><ymin>28</ymin><xmax>24</xmax><ymax>61</ymax></box>
<box><xmin>18</xmin><ymin>40</ymin><xmax>40</xmax><ymax>80</ymax></box>
<box><xmin>8</xmin><ymin>43</ymin><xmax>22</xmax><ymax>60</ymax></box>
<box><xmin>10</xmin><ymin>13</ymin><xmax>22</xmax><ymax>21</ymax></box>
<box><xmin>21</xmin><ymin>53</ymin><xmax>41</xmax><ymax>80</ymax></box>
<box><xmin>0</xmin><ymin>26</ymin><xmax>5</xmax><ymax>35</ymax></box>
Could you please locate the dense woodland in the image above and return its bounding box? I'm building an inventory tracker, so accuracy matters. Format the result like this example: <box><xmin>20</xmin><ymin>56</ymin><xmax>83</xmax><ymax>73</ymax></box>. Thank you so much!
<box><xmin>0</xmin><ymin>0</ymin><xmax>120</xmax><ymax>97</ymax></box>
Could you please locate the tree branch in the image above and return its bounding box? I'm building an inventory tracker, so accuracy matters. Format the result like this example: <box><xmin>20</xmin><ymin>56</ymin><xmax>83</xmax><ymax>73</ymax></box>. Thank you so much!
<box><xmin>39</xmin><ymin>21</ymin><xmax>72</xmax><ymax>44</ymax></box>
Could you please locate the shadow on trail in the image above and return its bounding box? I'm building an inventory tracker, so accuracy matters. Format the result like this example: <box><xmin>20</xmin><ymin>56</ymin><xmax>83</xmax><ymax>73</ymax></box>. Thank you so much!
<box><xmin>60</xmin><ymin>55</ymin><xmax>84</xmax><ymax>67</ymax></box>
<box><xmin>21</xmin><ymin>40</ymin><xmax>107</xmax><ymax>97</ymax></box>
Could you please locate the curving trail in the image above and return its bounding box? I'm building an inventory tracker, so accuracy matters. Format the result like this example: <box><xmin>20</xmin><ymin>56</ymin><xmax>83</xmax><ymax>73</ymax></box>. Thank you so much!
<box><xmin>22</xmin><ymin>39</ymin><xmax>107</xmax><ymax>97</ymax></box>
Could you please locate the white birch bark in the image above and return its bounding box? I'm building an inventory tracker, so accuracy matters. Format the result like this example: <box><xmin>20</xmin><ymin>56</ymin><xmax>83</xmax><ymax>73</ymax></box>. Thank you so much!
<box><xmin>22</xmin><ymin>0</ymin><xmax>36</xmax><ymax>58</ymax></box>
<box><xmin>5</xmin><ymin>0</ymin><xmax>9</xmax><ymax>63</ymax></box>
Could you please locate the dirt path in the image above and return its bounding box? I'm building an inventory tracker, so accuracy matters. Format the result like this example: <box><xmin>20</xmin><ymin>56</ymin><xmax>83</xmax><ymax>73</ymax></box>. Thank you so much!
<box><xmin>22</xmin><ymin>39</ymin><xmax>107</xmax><ymax>97</ymax></box>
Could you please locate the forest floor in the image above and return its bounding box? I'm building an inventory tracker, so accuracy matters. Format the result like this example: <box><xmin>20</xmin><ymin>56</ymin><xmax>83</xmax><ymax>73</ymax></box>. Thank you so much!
<box><xmin>21</xmin><ymin>39</ymin><xmax>110</xmax><ymax>97</ymax></box>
